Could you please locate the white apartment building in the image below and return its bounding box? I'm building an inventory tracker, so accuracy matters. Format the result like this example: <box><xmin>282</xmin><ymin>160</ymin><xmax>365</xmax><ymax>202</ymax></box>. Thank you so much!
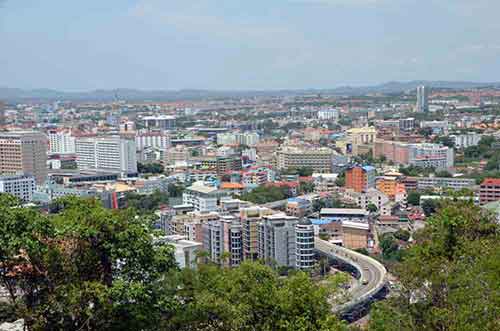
<box><xmin>420</xmin><ymin>120</ymin><xmax>449</xmax><ymax>134</ymax></box>
<box><xmin>317</xmin><ymin>108</ymin><xmax>339</xmax><ymax>121</ymax></box>
<box><xmin>295</xmin><ymin>219</ymin><xmax>315</xmax><ymax>270</ymax></box>
<box><xmin>156</xmin><ymin>235</ymin><xmax>202</xmax><ymax>269</ymax></box>
<box><xmin>182</xmin><ymin>181</ymin><xmax>229</xmax><ymax>212</ymax></box>
<box><xmin>217</xmin><ymin>133</ymin><xmax>237</xmax><ymax>145</ymax></box>
<box><xmin>408</xmin><ymin>143</ymin><xmax>454</xmax><ymax>169</ymax></box>
<box><xmin>48</xmin><ymin>130</ymin><xmax>76</xmax><ymax>154</ymax></box>
<box><xmin>237</xmin><ymin>132</ymin><xmax>260</xmax><ymax>146</ymax></box>
<box><xmin>75</xmin><ymin>136</ymin><xmax>137</xmax><ymax>175</ymax></box>
<box><xmin>217</xmin><ymin>132</ymin><xmax>260</xmax><ymax>146</ymax></box>
<box><xmin>450</xmin><ymin>132</ymin><xmax>482</xmax><ymax>149</ymax></box>
<box><xmin>0</xmin><ymin>175</ymin><xmax>36</xmax><ymax>202</ymax></box>
<box><xmin>135</xmin><ymin>132</ymin><xmax>170</xmax><ymax>151</ymax></box>
<box><xmin>343</xmin><ymin>188</ymin><xmax>390</xmax><ymax>211</ymax></box>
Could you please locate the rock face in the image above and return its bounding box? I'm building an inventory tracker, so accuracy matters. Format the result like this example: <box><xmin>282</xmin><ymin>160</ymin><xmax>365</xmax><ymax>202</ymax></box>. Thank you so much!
<box><xmin>0</xmin><ymin>320</ymin><xmax>24</xmax><ymax>331</ymax></box>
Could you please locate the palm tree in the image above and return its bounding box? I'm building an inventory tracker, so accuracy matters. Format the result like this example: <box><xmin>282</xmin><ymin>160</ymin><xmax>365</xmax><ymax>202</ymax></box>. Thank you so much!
<box><xmin>220</xmin><ymin>251</ymin><xmax>232</xmax><ymax>268</ymax></box>
<box><xmin>195</xmin><ymin>250</ymin><xmax>210</xmax><ymax>265</ymax></box>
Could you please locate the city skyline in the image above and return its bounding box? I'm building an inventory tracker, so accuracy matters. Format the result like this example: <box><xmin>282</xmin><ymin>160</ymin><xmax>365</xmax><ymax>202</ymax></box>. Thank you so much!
<box><xmin>1</xmin><ymin>0</ymin><xmax>500</xmax><ymax>90</ymax></box>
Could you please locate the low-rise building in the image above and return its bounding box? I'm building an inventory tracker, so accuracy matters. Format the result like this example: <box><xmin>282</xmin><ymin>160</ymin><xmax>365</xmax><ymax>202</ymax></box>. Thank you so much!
<box><xmin>313</xmin><ymin>173</ymin><xmax>339</xmax><ymax>193</ymax></box>
<box><xmin>480</xmin><ymin>178</ymin><xmax>500</xmax><ymax>205</ymax></box>
<box><xmin>415</xmin><ymin>177</ymin><xmax>476</xmax><ymax>191</ymax></box>
<box><xmin>0</xmin><ymin>175</ymin><xmax>36</xmax><ymax>202</ymax></box>
<box><xmin>342</xmin><ymin>221</ymin><xmax>370</xmax><ymax>249</ymax></box>
<box><xmin>286</xmin><ymin>197</ymin><xmax>312</xmax><ymax>217</ymax></box>
<box><xmin>156</xmin><ymin>235</ymin><xmax>202</xmax><ymax>269</ymax></box>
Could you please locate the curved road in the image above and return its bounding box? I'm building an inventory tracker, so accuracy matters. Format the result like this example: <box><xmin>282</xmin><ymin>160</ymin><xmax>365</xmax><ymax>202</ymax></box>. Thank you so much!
<box><xmin>315</xmin><ymin>238</ymin><xmax>387</xmax><ymax>313</ymax></box>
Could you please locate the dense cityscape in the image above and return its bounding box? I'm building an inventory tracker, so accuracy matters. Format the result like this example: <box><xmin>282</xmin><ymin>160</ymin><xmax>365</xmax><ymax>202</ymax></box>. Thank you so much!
<box><xmin>1</xmin><ymin>83</ymin><xmax>500</xmax><ymax>330</ymax></box>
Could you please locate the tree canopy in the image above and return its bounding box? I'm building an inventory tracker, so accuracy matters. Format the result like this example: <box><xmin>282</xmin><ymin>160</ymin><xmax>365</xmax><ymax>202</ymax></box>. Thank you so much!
<box><xmin>239</xmin><ymin>185</ymin><xmax>288</xmax><ymax>204</ymax></box>
<box><xmin>0</xmin><ymin>194</ymin><xmax>177</xmax><ymax>330</ymax></box>
<box><xmin>370</xmin><ymin>200</ymin><xmax>500</xmax><ymax>331</ymax></box>
<box><xmin>0</xmin><ymin>194</ymin><xmax>351</xmax><ymax>331</ymax></box>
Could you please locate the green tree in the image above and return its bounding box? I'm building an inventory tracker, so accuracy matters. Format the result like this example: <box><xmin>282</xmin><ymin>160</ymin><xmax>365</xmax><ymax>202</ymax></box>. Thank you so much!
<box><xmin>370</xmin><ymin>200</ymin><xmax>500</xmax><ymax>331</ymax></box>
<box><xmin>168</xmin><ymin>183</ymin><xmax>185</xmax><ymax>197</ymax></box>
<box><xmin>137</xmin><ymin>162</ymin><xmax>164</xmax><ymax>174</ymax></box>
<box><xmin>169</xmin><ymin>262</ymin><xmax>349</xmax><ymax>331</ymax></box>
<box><xmin>0</xmin><ymin>195</ymin><xmax>178</xmax><ymax>331</ymax></box>
<box><xmin>239</xmin><ymin>186</ymin><xmax>287</xmax><ymax>204</ymax></box>
<box><xmin>421</xmin><ymin>198</ymin><xmax>439</xmax><ymax>217</ymax></box>
<box><xmin>301</xmin><ymin>181</ymin><xmax>315</xmax><ymax>193</ymax></box>
<box><xmin>407</xmin><ymin>191</ymin><xmax>421</xmax><ymax>206</ymax></box>
<box><xmin>393</xmin><ymin>229</ymin><xmax>411</xmax><ymax>242</ymax></box>
<box><xmin>335</xmin><ymin>172</ymin><xmax>346</xmax><ymax>187</ymax></box>
<box><xmin>126</xmin><ymin>189</ymin><xmax>169</xmax><ymax>213</ymax></box>
<box><xmin>367</xmin><ymin>203</ymin><xmax>378</xmax><ymax>213</ymax></box>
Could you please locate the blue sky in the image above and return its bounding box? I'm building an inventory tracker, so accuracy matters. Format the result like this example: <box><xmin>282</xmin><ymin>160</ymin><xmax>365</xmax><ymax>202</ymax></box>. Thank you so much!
<box><xmin>1</xmin><ymin>0</ymin><xmax>499</xmax><ymax>90</ymax></box>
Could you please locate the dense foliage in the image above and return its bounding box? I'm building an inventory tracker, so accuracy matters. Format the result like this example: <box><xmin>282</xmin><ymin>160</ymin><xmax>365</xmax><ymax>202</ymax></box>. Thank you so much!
<box><xmin>282</xmin><ymin>166</ymin><xmax>314</xmax><ymax>177</ymax></box>
<box><xmin>0</xmin><ymin>195</ymin><xmax>177</xmax><ymax>330</ymax></box>
<box><xmin>126</xmin><ymin>189</ymin><xmax>169</xmax><ymax>213</ymax></box>
<box><xmin>137</xmin><ymin>162</ymin><xmax>164</xmax><ymax>174</ymax></box>
<box><xmin>239</xmin><ymin>185</ymin><xmax>288</xmax><ymax>204</ymax></box>
<box><xmin>370</xmin><ymin>200</ymin><xmax>500</xmax><ymax>331</ymax></box>
<box><xmin>0</xmin><ymin>194</ymin><xmax>350</xmax><ymax>331</ymax></box>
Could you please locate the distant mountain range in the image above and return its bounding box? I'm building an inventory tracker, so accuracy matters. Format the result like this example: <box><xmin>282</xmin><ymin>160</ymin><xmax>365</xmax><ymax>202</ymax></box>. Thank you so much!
<box><xmin>2</xmin><ymin>81</ymin><xmax>500</xmax><ymax>102</ymax></box>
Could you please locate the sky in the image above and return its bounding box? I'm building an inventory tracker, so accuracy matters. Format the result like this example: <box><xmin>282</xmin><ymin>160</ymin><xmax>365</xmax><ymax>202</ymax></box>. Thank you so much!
<box><xmin>1</xmin><ymin>0</ymin><xmax>499</xmax><ymax>90</ymax></box>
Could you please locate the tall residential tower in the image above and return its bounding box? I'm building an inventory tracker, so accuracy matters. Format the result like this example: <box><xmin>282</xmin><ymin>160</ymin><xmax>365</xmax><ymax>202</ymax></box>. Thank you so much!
<box><xmin>0</xmin><ymin>131</ymin><xmax>48</xmax><ymax>184</ymax></box>
<box><xmin>416</xmin><ymin>85</ymin><xmax>429</xmax><ymax>113</ymax></box>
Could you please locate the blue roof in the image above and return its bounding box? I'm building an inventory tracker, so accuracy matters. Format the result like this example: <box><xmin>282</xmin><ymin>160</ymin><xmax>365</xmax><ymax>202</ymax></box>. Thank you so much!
<box><xmin>362</xmin><ymin>165</ymin><xmax>376</xmax><ymax>171</ymax></box>
<box><xmin>288</xmin><ymin>197</ymin><xmax>308</xmax><ymax>203</ymax></box>
<box><xmin>310</xmin><ymin>218</ymin><xmax>342</xmax><ymax>225</ymax></box>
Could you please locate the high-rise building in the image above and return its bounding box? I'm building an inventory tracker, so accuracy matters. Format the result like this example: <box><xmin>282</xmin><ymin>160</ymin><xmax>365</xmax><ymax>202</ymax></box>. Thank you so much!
<box><xmin>258</xmin><ymin>213</ymin><xmax>298</xmax><ymax>268</ymax></box>
<box><xmin>416</xmin><ymin>85</ymin><xmax>429</xmax><ymax>113</ymax></box>
<box><xmin>0</xmin><ymin>131</ymin><xmax>48</xmax><ymax>184</ymax></box>
<box><xmin>203</xmin><ymin>216</ymin><xmax>243</xmax><ymax>267</ymax></box>
<box><xmin>345</xmin><ymin>165</ymin><xmax>376</xmax><ymax>193</ymax></box>
<box><xmin>0</xmin><ymin>175</ymin><xmax>36</xmax><ymax>202</ymax></box>
<box><xmin>48</xmin><ymin>129</ymin><xmax>76</xmax><ymax>154</ymax></box>
<box><xmin>295</xmin><ymin>219</ymin><xmax>315</xmax><ymax>270</ymax></box>
<box><xmin>135</xmin><ymin>132</ymin><xmax>170</xmax><ymax>151</ymax></box>
<box><xmin>75</xmin><ymin>136</ymin><xmax>137</xmax><ymax>175</ymax></box>
<box><xmin>0</xmin><ymin>102</ymin><xmax>5</xmax><ymax>127</ymax></box>
<box><xmin>240</xmin><ymin>207</ymin><xmax>274</xmax><ymax>261</ymax></box>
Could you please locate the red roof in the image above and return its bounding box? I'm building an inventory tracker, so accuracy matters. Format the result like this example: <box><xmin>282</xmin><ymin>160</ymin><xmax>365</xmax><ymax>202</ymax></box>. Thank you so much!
<box><xmin>481</xmin><ymin>178</ymin><xmax>500</xmax><ymax>186</ymax></box>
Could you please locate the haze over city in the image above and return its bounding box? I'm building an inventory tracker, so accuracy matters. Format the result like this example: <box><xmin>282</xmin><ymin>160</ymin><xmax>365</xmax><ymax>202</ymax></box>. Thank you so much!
<box><xmin>1</xmin><ymin>0</ymin><xmax>500</xmax><ymax>90</ymax></box>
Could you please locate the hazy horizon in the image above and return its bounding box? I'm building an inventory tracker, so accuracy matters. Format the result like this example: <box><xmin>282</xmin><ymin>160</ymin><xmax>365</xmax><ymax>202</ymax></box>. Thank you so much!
<box><xmin>1</xmin><ymin>0</ymin><xmax>499</xmax><ymax>91</ymax></box>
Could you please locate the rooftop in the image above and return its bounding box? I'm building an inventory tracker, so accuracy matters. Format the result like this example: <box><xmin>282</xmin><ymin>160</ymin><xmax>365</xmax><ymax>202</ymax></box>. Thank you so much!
<box><xmin>481</xmin><ymin>178</ymin><xmax>500</xmax><ymax>186</ymax></box>
<box><xmin>320</xmin><ymin>208</ymin><xmax>369</xmax><ymax>216</ymax></box>
<box><xmin>342</xmin><ymin>220</ymin><xmax>370</xmax><ymax>230</ymax></box>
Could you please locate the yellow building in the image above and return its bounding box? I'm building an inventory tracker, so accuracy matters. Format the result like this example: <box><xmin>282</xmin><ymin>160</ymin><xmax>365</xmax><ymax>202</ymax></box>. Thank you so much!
<box><xmin>336</xmin><ymin>126</ymin><xmax>377</xmax><ymax>156</ymax></box>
